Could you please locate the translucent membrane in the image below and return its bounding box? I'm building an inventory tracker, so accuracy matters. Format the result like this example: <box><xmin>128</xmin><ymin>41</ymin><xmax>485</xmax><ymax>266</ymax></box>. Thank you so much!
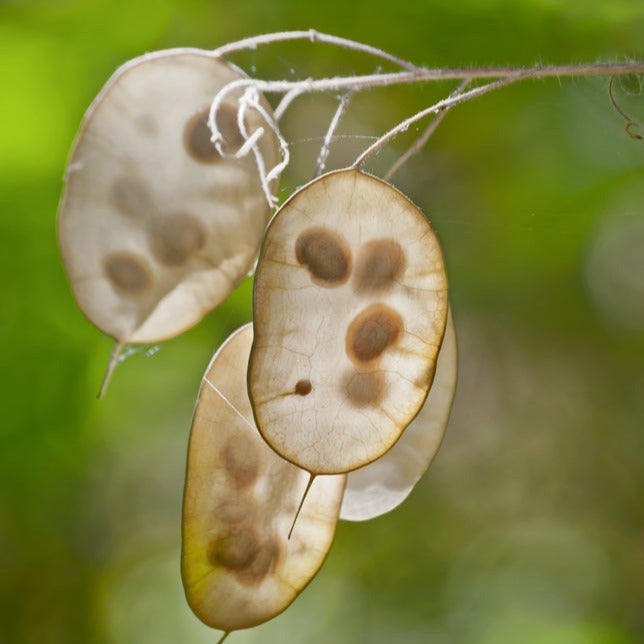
<box><xmin>58</xmin><ymin>49</ymin><xmax>280</xmax><ymax>344</ymax></box>
<box><xmin>182</xmin><ymin>324</ymin><xmax>345</xmax><ymax>633</ymax></box>
<box><xmin>340</xmin><ymin>308</ymin><xmax>457</xmax><ymax>521</ymax></box>
<box><xmin>249</xmin><ymin>169</ymin><xmax>448</xmax><ymax>475</ymax></box>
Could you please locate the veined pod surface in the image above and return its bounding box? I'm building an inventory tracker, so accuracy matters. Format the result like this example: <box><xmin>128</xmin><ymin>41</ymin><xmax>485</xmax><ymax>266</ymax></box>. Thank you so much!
<box><xmin>249</xmin><ymin>169</ymin><xmax>449</xmax><ymax>475</ymax></box>
<box><xmin>340</xmin><ymin>307</ymin><xmax>457</xmax><ymax>521</ymax></box>
<box><xmin>182</xmin><ymin>324</ymin><xmax>345</xmax><ymax>633</ymax></box>
<box><xmin>58</xmin><ymin>49</ymin><xmax>280</xmax><ymax>344</ymax></box>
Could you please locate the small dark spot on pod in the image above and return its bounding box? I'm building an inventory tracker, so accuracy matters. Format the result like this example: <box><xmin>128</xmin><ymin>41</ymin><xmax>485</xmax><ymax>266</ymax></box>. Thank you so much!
<box><xmin>222</xmin><ymin>439</ymin><xmax>261</xmax><ymax>489</ymax></box>
<box><xmin>238</xmin><ymin>539</ymin><xmax>281</xmax><ymax>585</ymax></box>
<box><xmin>104</xmin><ymin>251</ymin><xmax>152</xmax><ymax>295</ymax></box>
<box><xmin>295</xmin><ymin>227</ymin><xmax>351</xmax><ymax>287</ymax></box>
<box><xmin>294</xmin><ymin>380</ymin><xmax>312</xmax><ymax>396</ymax></box>
<box><xmin>346</xmin><ymin>303</ymin><xmax>403</xmax><ymax>365</ymax></box>
<box><xmin>133</xmin><ymin>113</ymin><xmax>159</xmax><ymax>137</ymax></box>
<box><xmin>109</xmin><ymin>177</ymin><xmax>152</xmax><ymax>219</ymax></box>
<box><xmin>148</xmin><ymin>212</ymin><xmax>206</xmax><ymax>266</ymax></box>
<box><xmin>183</xmin><ymin>104</ymin><xmax>244</xmax><ymax>163</ymax></box>
<box><xmin>353</xmin><ymin>238</ymin><xmax>406</xmax><ymax>294</ymax></box>
<box><xmin>343</xmin><ymin>370</ymin><xmax>386</xmax><ymax>408</ymax></box>
<box><xmin>208</xmin><ymin>528</ymin><xmax>260</xmax><ymax>571</ymax></box>
<box><xmin>215</xmin><ymin>499</ymin><xmax>257</xmax><ymax>525</ymax></box>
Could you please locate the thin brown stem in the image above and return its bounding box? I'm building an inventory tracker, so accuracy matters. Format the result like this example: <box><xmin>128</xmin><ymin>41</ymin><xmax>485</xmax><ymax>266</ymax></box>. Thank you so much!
<box><xmin>608</xmin><ymin>77</ymin><xmax>643</xmax><ymax>140</ymax></box>
<box><xmin>353</xmin><ymin>75</ymin><xmax>524</xmax><ymax>169</ymax></box>
<box><xmin>212</xmin><ymin>33</ymin><xmax>644</xmax><ymax>84</ymax></box>
<box><xmin>274</xmin><ymin>86</ymin><xmax>308</xmax><ymax>120</ymax></box>
<box><xmin>288</xmin><ymin>473</ymin><xmax>316</xmax><ymax>540</ymax></box>
<box><xmin>207</xmin><ymin>45</ymin><xmax>643</xmax><ymax>193</ymax></box>
<box><xmin>315</xmin><ymin>91</ymin><xmax>352</xmax><ymax>176</ymax></box>
<box><xmin>212</xmin><ymin>62</ymin><xmax>644</xmax><ymax>102</ymax></box>
<box><xmin>384</xmin><ymin>79</ymin><xmax>471</xmax><ymax>181</ymax></box>
<box><xmin>97</xmin><ymin>340</ymin><xmax>125</xmax><ymax>399</ymax></box>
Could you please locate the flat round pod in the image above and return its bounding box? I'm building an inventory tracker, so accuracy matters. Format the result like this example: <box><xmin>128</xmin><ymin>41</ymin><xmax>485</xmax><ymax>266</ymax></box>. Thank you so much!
<box><xmin>182</xmin><ymin>324</ymin><xmax>345</xmax><ymax>633</ymax></box>
<box><xmin>340</xmin><ymin>307</ymin><xmax>457</xmax><ymax>521</ymax></box>
<box><xmin>58</xmin><ymin>49</ymin><xmax>280</xmax><ymax>344</ymax></box>
<box><xmin>249</xmin><ymin>169</ymin><xmax>448</xmax><ymax>475</ymax></box>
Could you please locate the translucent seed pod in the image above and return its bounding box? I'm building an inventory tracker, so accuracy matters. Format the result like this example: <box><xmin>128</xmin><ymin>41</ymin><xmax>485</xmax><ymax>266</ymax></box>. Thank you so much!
<box><xmin>249</xmin><ymin>169</ymin><xmax>449</xmax><ymax>475</ymax></box>
<box><xmin>340</xmin><ymin>307</ymin><xmax>457</xmax><ymax>521</ymax></box>
<box><xmin>58</xmin><ymin>49</ymin><xmax>280</xmax><ymax>346</ymax></box>
<box><xmin>182</xmin><ymin>324</ymin><xmax>345</xmax><ymax>635</ymax></box>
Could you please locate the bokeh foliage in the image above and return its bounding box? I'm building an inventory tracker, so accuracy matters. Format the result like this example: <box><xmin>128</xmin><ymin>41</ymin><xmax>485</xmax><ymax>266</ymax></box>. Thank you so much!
<box><xmin>1</xmin><ymin>1</ymin><xmax>643</xmax><ymax>642</ymax></box>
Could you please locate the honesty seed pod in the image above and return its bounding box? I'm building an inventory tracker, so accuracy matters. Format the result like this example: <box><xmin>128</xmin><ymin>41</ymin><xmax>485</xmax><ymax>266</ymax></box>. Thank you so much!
<box><xmin>57</xmin><ymin>48</ymin><xmax>280</xmax><ymax>355</ymax></box>
<box><xmin>182</xmin><ymin>324</ymin><xmax>345</xmax><ymax>636</ymax></box>
<box><xmin>340</xmin><ymin>307</ymin><xmax>457</xmax><ymax>521</ymax></box>
<box><xmin>249</xmin><ymin>169</ymin><xmax>449</xmax><ymax>476</ymax></box>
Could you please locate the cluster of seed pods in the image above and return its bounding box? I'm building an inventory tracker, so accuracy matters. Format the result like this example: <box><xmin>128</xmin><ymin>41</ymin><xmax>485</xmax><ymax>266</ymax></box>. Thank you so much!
<box><xmin>57</xmin><ymin>49</ymin><xmax>457</xmax><ymax>641</ymax></box>
<box><xmin>185</xmin><ymin>169</ymin><xmax>456</xmax><ymax>639</ymax></box>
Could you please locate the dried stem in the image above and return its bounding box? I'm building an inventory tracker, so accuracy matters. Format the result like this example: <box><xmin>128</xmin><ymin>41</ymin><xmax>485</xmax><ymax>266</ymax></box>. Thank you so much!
<box><xmin>353</xmin><ymin>75</ymin><xmax>525</xmax><ymax>169</ymax></box>
<box><xmin>274</xmin><ymin>86</ymin><xmax>308</xmax><ymax>120</ymax></box>
<box><xmin>209</xmin><ymin>85</ymin><xmax>289</xmax><ymax>207</ymax></box>
<box><xmin>212</xmin><ymin>29</ymin><xmax>419</xmax><ymax>71</ymax></box>
<box><xmin>608</xmin><ymin>77</ymin><xmax>643</xmax><ymax>140</ymax></box>
<box><xmin>216</xmin><ymin>631</ymin><xmax>230</xmax><ymax>644</ymax></box>
<box><xmin>384</xmin><ymin>79</ymin><xmax>471</xmax><ymax>180</ymax></box>
<box><xmin>288</xmin><ymin>473</ymin><xmax>316</xmax><ymax>540</ymax></box>
<box><xmin>97</xmin><ymin>340</ymin><xmax>126</xmax><ymax>399</ymax></box>
<box><xmin>315</xmin><ymin>91</ymin><xmax>352</xmax><ymax>176</ymax></box>
<box><xmin>209</xmin><ymin>62</ymin><xmax>644</xmax><ymax>155</ymax></box>
<box><xmin>211</xmin><ymin>62</ymin><xmax>644</xmax><ymax>104</ymax></box>
<box><xmin>208</xmin><ymin>37</ymin><xmax>643</xmax><ymax>204</ymax></box>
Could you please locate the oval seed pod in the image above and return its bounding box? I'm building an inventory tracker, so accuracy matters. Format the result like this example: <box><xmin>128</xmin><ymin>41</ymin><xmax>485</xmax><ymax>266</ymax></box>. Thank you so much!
<box><xmin>249</xmin><ymin>169</ymin><xmax>449</xmax><ymax>475</ymax></box>
<box><xmin>58</xmin><ymin>49</ymin><xmax>280</xmax><ymax>345</ymax></box>
<box><xmin>182</xmin><ymin>323</ymin><xmax>345</xmax><ymax>634</ymax></box>
<box><xmin>340</xmin><ymin>307</ymin><xmax>457</xmax><ymax>521</ymax></box>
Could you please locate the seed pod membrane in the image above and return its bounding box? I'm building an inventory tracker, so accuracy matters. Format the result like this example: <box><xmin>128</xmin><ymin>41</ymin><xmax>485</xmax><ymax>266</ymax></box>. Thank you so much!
<box><xmin>249</xmin><ymin>169</ymin><xmax>449</xmax><ymax>475</ymax></box>
<box><xmin>340</xmin><ymin>307</ymin><xmax>457</xmax><ymax>521</ymax></box>
<box><xmin>58</xmin><ymin>49</ymin><xmax>280</xmax><ymax>344</ymax></box>
<box><xmin>182</xmin><ymin>324</ymin><xmax>345</xmax><ymax>633</ymax></box>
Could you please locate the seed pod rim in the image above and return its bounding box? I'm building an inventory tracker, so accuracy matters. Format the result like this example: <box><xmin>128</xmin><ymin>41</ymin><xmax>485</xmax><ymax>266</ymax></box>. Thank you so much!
<box><xmin>248</xmin><ymin>167</ymin><xmax>449</xmax><ymax>475</ymax></box>
<box><xmin>57</xmin><ymin>48</ymin><xmax>279</xmax><ymax>345</ymax></box>
<box><xmin>182</xmin><ymin>322</ymin><xmax>346</xmax><ymax>632</ymax></box>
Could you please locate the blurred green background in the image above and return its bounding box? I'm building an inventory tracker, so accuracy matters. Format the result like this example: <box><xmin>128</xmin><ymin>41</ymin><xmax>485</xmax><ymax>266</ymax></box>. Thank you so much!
<box><xmin>1</xmin><ymin>0</ymin><xmax>643</xmax><ymax>642</ymax></box>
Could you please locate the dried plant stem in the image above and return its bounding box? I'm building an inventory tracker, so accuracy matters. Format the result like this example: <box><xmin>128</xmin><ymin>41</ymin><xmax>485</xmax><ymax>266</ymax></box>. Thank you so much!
<box><xmin>207</xmin><ymin>52</ymin><xmax>643</xmax><ymax>206</ymax></box>
<box><xmin>210</xmin><ymin>85</ymin><xmax>290</xmax><ymax>207</ymax></box>
<box><xmin>209</xmin><ymin>61</ymin><xmax>644</xmax><ymax>147</ymax></box>
<box><xmin>384</xmin><ymin>80</ymin><xmax>471</xmax><ymax>181</ymax></box>
<box><xmin>212</xmin><ymin>29</ymin><xmax>419</xmax><ymax>71</ymax></box>
<box><xmin>212</xmin><ymin>62</ymin><xmax>644</xmax><ymax>105</ymax></box>
<box><xmin>315</xmin><ymin>91</ymin><xmax>352</xmax><ymax>176</ymax></box>
<box><xmin>353</xmin><ymin>75</ymin><xmax>524</xmax><ymax>169</ymax></box>
<box><xmin>288</xmin><ymin>473</ymin><xmax>316</xmax><ymax>540</ymax></box>
<box><xmin>274</xmin><ymin>86</ymin><xmax>308</xmax><ymax>120</ymax></box>
<box><xmin>608</xmin><ymin>77</ymin><xmax>643</xmax><ymax>140</ymax></box>
<box><xmin>97</xmin><ymin>340</ymin><xmax>126</xmax><ymax>399</ymax></box>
